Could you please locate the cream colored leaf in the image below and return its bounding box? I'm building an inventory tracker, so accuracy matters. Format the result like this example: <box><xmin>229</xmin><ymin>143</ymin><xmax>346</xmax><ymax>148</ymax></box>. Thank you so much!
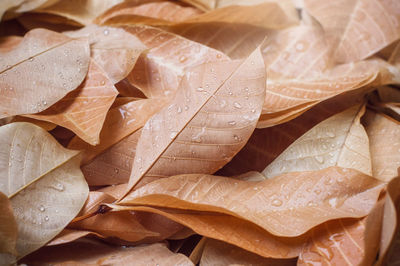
<box><xmin>0</xmin><ymin>122</ymin><xmax>88</xmax><ymax>258</ymax></box>
<box><xmin>304</xmin><ymin>0</ymin><xmax>400</xmax><ymax>63</ymax></box>
<box><xmin>64</xmin><ymin>24</ymin><xmax>147</xmax><ymax>83</ymax></box>
<box><xmin>0</xmin><ymin>28</ymin><xmax>90</xmax><ymax>119</ymax></box>
<box><xmin>364</xmin><ymin>110</ymin><xmax>400</xmax><ymax>182</ymax></box>
<box><xmin>119</xmin><ymin>167</ymin><xmax>384</xmax><ymax>237</ymax></box>
<box><xmin>122</xmin><ymin>47</ymin><xmax>266</xmax><ymax>197</ymax></box>
<box><xmin>68</xmin><ymin>97</ymin><xmax>166</xmax><ymax>165</ymax></box>
<box><xmin>37</xmin><ymin>0</ymin><xmax>125</xmax><ymax>25</ymax></box>
<box><xmin>263</xmin><ymin>105</ymin><xmax>371</xmax><ymax>178</ymax></box>
<box><xmin>26</xmin><ymin>59</ymin><xmax>118</xmax><ymax>145</ymax></box>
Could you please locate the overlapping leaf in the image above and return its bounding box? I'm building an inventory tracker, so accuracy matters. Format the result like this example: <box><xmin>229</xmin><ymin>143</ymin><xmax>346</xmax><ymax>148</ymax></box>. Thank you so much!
<box><xmin>122</xmin><ymin>47</ymin><xmax>266</xmax><ymax>196</ymax></box>
<box><xmin>0</xmin><ymin>191</ymin><xmax>17</xmax><ymax>262</ymax></box>
<box><xmin>0</xmin><ymin>28</ymin><xmax>90</xmax><ymax>119</ymax></box>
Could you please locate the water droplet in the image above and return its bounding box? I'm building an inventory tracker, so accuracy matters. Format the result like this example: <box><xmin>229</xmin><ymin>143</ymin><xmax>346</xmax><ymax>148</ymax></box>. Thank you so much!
<box><xmin>326</xmin><ymin>132</ymin><xmax>335</xmax><ymax>138</ymax></box>
<box><xmin>220</xmin><ymin>100</ymin><xmax>227</xmax><ymax>108</ymax></box>
<box><xmin>196</xmin><ymin>87</ymin><xmax>204</xmax><ymax>92</ymax></box>
<box><xmin>103</xmin><ymin>29</ymin><xmax>110</xmax><ymax>35</ymax></box>
<box><xmin>233</xmin><ymin>102</ymin><xmax>242</xmax><ymax>109</ymax></box>
<box><xmin>54</xmin><ymin>183</ymin><xmax>64</xmax><ymax>191</ymax></box>
<box><xmin>295</xmin><ymin>41</ymin><xmax>307</xmax><ymax>52</ymax></box>
<box><xmin>44</xmin><ymin>216</ymin><xmax>49</xmax><ymax>222</ymax></box>
<box><xmin>228</xmin><ymin>91</ymin><xmax>233</xmax><ymax>96</ymax></box>
<box><xmin>216</xmin><ymin>54</ymin><xmax>222</xmax><ymax>59</ymax></box>
<box><xmin>28</xmin><ymin>57</ymin><xmax>34</xmax><ymax>62</ymax></box>
<box><xmin>184</xmin><ymin>105</ymin><xmax>189</xmax><ymax>111</ymax></box>
<box><xmin>315</xmin><ymin>189</ymin><xmax>321</xmax><ymax>195</ymax></box>
<box><xmin>315</xmin><ymin>156</ymin><xmax>324</xmax><ymax>164</ymax></box>
<box><xmin>233</xmin><ymin>135</ymin><xmax>240</xmax><ymax>141</ymax></box>
<box><xmin>316</xmin><ymin>89</ymin><xmax>322</xmax><ymax>94</ymax></box>
<box><xmin>228</xmin><ymin>121</ymin><xmax>236</xmax><ymax>126</ymax></box>
<box><xmin>114</xmin><ymin>168</ymin><xmax>119</xmax><ymax>174</ymax></box>
<box><xmin>39</xmin><ymin>205</ymin><xmax>45</xmax><ymax>212</ymax></box>
<box><xmin>101</xmin><ymin>80</ymin><xmax>105</xmax><ymax>85</ymax></box>
<box><xmin>42</xmin><ymin>100</ymin><xmax>47</xmax><ymax>106</ymax></box>
<box><xmin>170</xmin><ymin>131</ymin><xmax>178</xmax><ymax>139</ymax></box>
<box><xmin>272</xmin><ymin>199</ymin><xmax>283</xmax><ymax>207</ymax></box>
<box><xmin>322</xmin><ymin>144</ymin><xmax>328</xmax><ymax>150</ymax></box>
<box><xmin>251</xmin><ymin>109</ymin><xmax>256</xmax><ymax>113</ymax></box>
<box><xmin>328</xmin><ymin>197</ymin><xmax>337</xmax><ymax>208</ymax></box>
<box><xmin>177</xmin><ymin>106</ymin><xmax>182</xmax><ymax>113</ymax></box>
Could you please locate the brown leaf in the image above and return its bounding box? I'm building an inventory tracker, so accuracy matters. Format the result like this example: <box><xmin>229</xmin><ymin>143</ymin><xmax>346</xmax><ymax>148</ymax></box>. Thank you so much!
<box><xmin>0</xmin><ymin>122</ymin><xmax>89</xmax><ymax>258</ymax></box>
<box><xmin>201</xmin><ymin>239</ymin><xmax>297</xmax><ymax>266</ymax></box>
<box><xmin>364</xmin><ymin>110</ymin><xmax>400</xmax><ymax>182</ymax></box>
<box><xmin>122</xmin><ymin>46</ymin><xmax>266</xmax><ymax>196</ymax></box>
<box><xmin>0</xmin><ymin>28</ymin><xmax>90</xmax><ymax>119</ymax></box>
<box><xmin>68</xmin><ymin>97</ymin><xmax>166</xmax><ymax>165</ymax></box>
<box><xmin>95</xmin><ymin>1</ymin><xmax>202</xmax><ymax>25</ymax></box>
<box><xmin>26</xmin><ymin>59</ymin><xmax>118</xmax><ymax>145</ymax></box>
<box><xmin>0</xmin><ymin>191</ymin><xmax>17</xmax><ymax>257</ymax></box>
<box><xmin>298</xmin><ymin>199</ymin><xmax>384</xmax><ymax>265</ymax></box>
<box><xmin>119</xmin><ymin>167</ymin><xmax>384</xmax><ymax>237</ymax></box>
<box><xmin>304</xmin><ymin>0</ymin><xmax>400</xmax><ymax>63</ymax></box>
<box><xmin>263</xmin><ymin>105</ymin><xmax>372</xmax><ymax>178</ymax></box>
<box><xmin>64</xmin><ymin>24</ymin><xmax>147</xmax><ymax>83</ymax></box>
<box><xmin>112</xmin><ymin>205</ymin><xmax>306</xmax><ymax>259</ymax></box>
<box><xmin>117</xmin><ymin>25</ymin><xmax>228</xmax><ymax>98</ymax></box>
<box><xmin>21</xmin><ymin>240</ymin><xmax>194</xmax><ymax>265</ymax></box>
<box><xmin>47</xmin><ymin>229</ymin><xmax>104</xmax><ymax>246</ymax></box>
<box><xmin>37</xmin><ymin>0</ymin><xmax>125</xmax><ymax>25</ymax></box>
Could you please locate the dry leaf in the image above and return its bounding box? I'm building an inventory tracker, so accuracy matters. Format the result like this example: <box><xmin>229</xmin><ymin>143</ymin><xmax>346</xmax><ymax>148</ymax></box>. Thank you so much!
<box><xmin>21</xmin><ymin>240</ymin><xmax>194</xmax><ymax>265</ymax></box>
<box><xmin>95</xmin><ymin>1</ymin><xmax>202</xmax><ymax>25</ymax></box>
<box><xmin>0</xmin><ymin>28</ymin><xmax>90</xmax><ymax>119</ymax></box>
<box><xmin>26</xmin><ymin>59</ymin><xmax>118</xmax><ymax>145</ymax></box>
<box><xmin>0</xmin><ymin>191</ymin><xmax>17</xmax><ymax>257</ymax></box>
<box><xmin>298</xmin><ymin>199</ymin><xmax>384</xmax><ymax>265</ymax></box>
<box><xmin>68</xmin><ymin>97</ymin><xmax>166</xmax><ymax>165</ymax></box>
<box><xmin>114</xmin><ymin>25</ymin><xmax>228</xmax><ymax>98</ymax></box>
<box><xmin>0</xmin><ymin>35</ymin><xmax>22</xmax><ymax>53</ymax></box>
<box><xmin>47</xmin><ymin>229</ymin><xmax>104</xmax><ymax>246</ymax></box>
<box><xmin>201</xmin><ymin>239</ymin><xmax>297</xmax><ymax>266</ymax></box>
<box><xmin>122</xmin><ymin>46</ymin><xmax>265</xmax><ymax>196</ymax></box>
<box><xmin>64</xmin><ymin>24</ymin><xmax>147</xmax><ymax>83</ymax></box>
<box><xmin>364</xmin><ymin>110</ymin><xmax>400</xmax><ymax>182</ymax></box>
<box><xmin>37</xmin><ymin>0</ymin><xmax>125</xmax><ymax>25</ymax></box>
<box><xmin>0</xmin><ymin>122</ymin><xmax>89</xmax><ymax>258</ymax></box>
<box><xmin>119</xmin><ymin>167</ymin><xmax>384</xmax><ymax>237</ymax></box>
<box><xmin>112</xmin><ymin>205</ymin><xmax>306</xmax><ymax>258</ymax></box>
<box><xmin>304</xmin><ymin>0</ymin><xmax>400</xmax><ymax>63</ymax></box>
<box><xmin>263</xmin><ymin>105</ymin><xmax>371</xmax><ymax>178</ymax></box>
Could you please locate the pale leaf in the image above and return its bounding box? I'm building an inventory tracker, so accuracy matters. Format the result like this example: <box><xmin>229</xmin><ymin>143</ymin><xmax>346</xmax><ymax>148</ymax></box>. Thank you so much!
<box><xmin>0</xmin><ymin>28</ymin><xmax>90</xmax><ymax>119</ymax></box>
<box><xmin>119</xmin><ymin>167</ymin><xmax>384</xmax><ymax>237</ymax></box>
<box><xmin>0</xmin><ymin>122</ymin><xmax>89</xmax><ymax>258</ymax></box>
<box><xmin>122</xmin><ymin>47</ymin><xmax>266</xmax><ymax>196</ymax></box>
<box><xmin>26</xmin><ymin>59</ymin><xmax>118</xmax><ymax>145</ymax></box>
<box><xmin>364</xmin><ymin>110</ymin><xmax>400</xmax><ymax>182</ymax></box>
<box><xmin>263</xmin><ymin>105</ymin><xmax>372</xmax><ymax>178</ymax></box>
<box><xmin>304</xmin><ymin>0</ymin><xmax>400</xmax><ymax>63</ymax></box>
<box><xmin>64</xmin><ymin>24</ymin><xmax>147</xmax><ymax>83</ymax></box>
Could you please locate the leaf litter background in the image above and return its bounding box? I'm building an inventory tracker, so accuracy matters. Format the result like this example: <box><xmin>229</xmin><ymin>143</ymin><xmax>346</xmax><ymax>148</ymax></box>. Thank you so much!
<box><xmin>0</xmin><ymin>0</ymin><xmax>399</xmax><ymax>265</ymax></box>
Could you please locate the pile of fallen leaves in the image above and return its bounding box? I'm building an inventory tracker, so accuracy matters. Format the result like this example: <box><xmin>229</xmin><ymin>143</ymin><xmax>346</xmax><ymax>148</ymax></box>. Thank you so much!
<box><xmin>0</xmin><ymin>0</ymin><xmax>400</xmax><ymax>265</ymax></box>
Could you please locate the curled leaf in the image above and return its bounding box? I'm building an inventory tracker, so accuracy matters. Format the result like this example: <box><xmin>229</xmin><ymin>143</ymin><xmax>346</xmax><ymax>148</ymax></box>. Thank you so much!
<box><xmin>0</xmin><ymin>191</ymin><xmax>17</xmax><ymax>257</ymax></box>
<box><xmin>119</xmin><ymin>167</ymin><xmax>384</xmax><ymax>237</ymax></box>
<box><xmin>0</xmin><ymin>28</ymin><xmax>90</xmax><ymax>119</ymax></box>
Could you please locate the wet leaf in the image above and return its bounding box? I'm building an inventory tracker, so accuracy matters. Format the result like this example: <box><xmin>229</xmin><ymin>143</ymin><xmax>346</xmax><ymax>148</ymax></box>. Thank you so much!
<box><xmin>64</xmin><ymin>24</ymin><xmax>147</xmax><ymax>83</ymax></box>
<box><xmin>0</xmin><ymin>122</ymin><xmax>89</xmax><ymax>258</ymax></box>
<box><xmin>364</xmin><ymin>110</ymin><xmax>400</xmax><ymax>182</ymax></box>
<box><xmin>304</xmin><ymin>0</ymin><xmax>400</xmax><ymax>63</ymax></box>
<box><xmin>111</xmin><ymin>205</ymin><xmax>306</xmax><ymax>258</ymax></box>
<box><xmin>68</xmin><ymin>97</ymin><xmax>166</xmax><ymax>165</ymax></box>
<box><xmin>122</xmin><ymin>46</ymin><xmax>266</xmax><ymax>196</ymax></box>
<box><xmin>26</xmin><ymin>59</ymin><xmax>118</xmax><ymax>145</ymax></box>
<box><xmin>0</xmin><ymin>28</ymin><xmax>90</xmax><ymax>119</ymax></box>
<box><xmin>119</xmin><ymin>167</ymin><xmax>384</xmax><ymax>237</ymax></box>
<box><xmin>263</xmin><ymin>105</ymin><xmax>371</xmax><ymax>178</ymax></box>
